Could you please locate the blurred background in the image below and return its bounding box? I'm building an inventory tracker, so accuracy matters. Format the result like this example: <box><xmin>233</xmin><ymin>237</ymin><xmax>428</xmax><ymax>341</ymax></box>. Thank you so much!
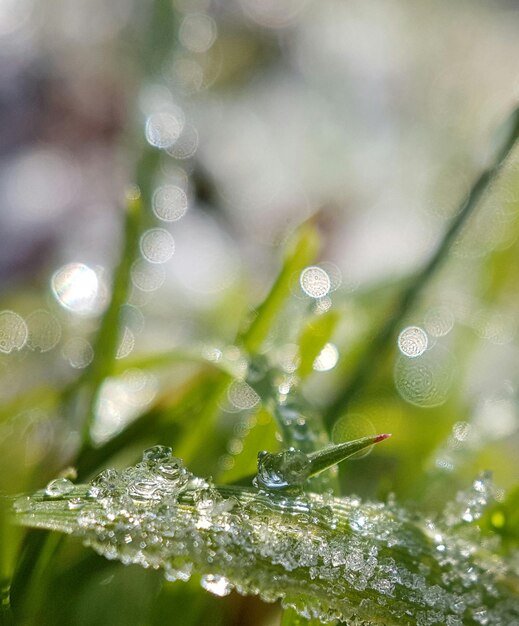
<box><xmin>1</xmin><ymin>0</ymin><xmax>519</xmax><ymax>624</ymax></box>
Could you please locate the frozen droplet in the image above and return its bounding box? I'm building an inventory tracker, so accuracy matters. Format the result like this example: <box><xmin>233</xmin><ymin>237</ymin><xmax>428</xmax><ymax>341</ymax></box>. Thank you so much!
<box><xmin>164</xmin><ymin>562</ymin><xmax>192</xmax><ymax>582</ymax></box>
<box><xmin>200</xmin><ymin>574</ymin><xmax>232</xmax><ymax>597</ymax></box>
<box><xmin>313</xmin><ymin>343</ymin><xmax>339</xmax><ymax>372</ymax></box>
<box><xmin>143</xmin><ymin>445</ymin><xmax>172</xmax><ymax>463</ymax></box>
<box><xmin>397</xmin><ymin>326</ymin><xmax>428</xmax><ymax>358</ymax></box>
<box><xmin>131</xmin><ymin>259</ymin><xmax>166</xmax><ymax>292</ymax></box>
<box><xmin>88</xmin><ymin>468</ymin><xmax>121</xmax><ymax>499</ymax></box>
<box><xmin>26</xmin><ymin>309</ymin><xmax>61</xmax><ymax>352</ymax></box>
<box><xmin>227</xmin><ymin>380</ymin><xmax>260</xmax><ymax>410</ymax></box>
<box><xmin>145</xmin><ymin>111</ymin><xmax>184</xmax><ymax>149</ymax></box>
<box><xmin>45</xmin><ymin>477</ymin><xmax>74</xmax><ymax>497</ymax></box>
<box><xmin>152</xmin><ymin>185</ymin><xmax>188</xmax><ymax>222</ymax></box>
<box><xmin>140</xmin><ymin>228</ymin><xmax>175</xmax><ymax>264</ymax></box>
<box><xmin>254</xmin><ymin>448</ymin><xmax>311</xmax><ymax>491</ymax></box>
<box><xmin>62</xmin><ymin>337</ymin><xmax>94</xmax><ymax>369</ymax></box>
<box><xmin>0</xmin><ymin>310</ymin><xmax>28</xmax><ymax>353</ymax></box>
<box><xmin>300</xmin><ymin>266</ymin><xmax>331</xmax><ymax>299</ymax></box>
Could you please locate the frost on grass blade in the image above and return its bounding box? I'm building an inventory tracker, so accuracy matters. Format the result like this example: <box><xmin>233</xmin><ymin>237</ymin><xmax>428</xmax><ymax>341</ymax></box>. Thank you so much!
<box><xmin>14</xmin><ymin>447</ymin><xmax>519</xmax><ymax>626</ymax></box>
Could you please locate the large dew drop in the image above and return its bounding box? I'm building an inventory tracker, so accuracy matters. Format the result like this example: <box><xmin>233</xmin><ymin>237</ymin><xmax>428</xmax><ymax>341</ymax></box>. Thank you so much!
<box><xmin>254</xmin><ymin>448</ymin><xmax>311</xmax><ymax>491</ymax></box>
<box><xmin>45</xmin><ymin>477</ymin><xmax>74</xmax><ymax>497</ymax></box>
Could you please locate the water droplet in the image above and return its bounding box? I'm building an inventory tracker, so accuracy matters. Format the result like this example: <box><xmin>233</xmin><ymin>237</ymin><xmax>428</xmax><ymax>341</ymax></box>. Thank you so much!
<box><xmin>0</xmin><ymin>310</ymin><xmax>27</xmax><ymax>353</ymax></box>
<box><xmin>51</xmin><ymin>263</ymin><xmax>105</xmax><ymax>316</ymax></box>
<box><xmin>200</xmin><ymin>574</ymin><xmax>232</xmax><ymax>597</ymax></box>
<box><xmin>152</xmin><ymin>185</ymin><xmax>188</xmax><ymax>222</ymax></box>
<box><xmin>300</xmin><ymin>266</ymin><xmax>331</xmax><ymax>299</ymax></box>
<box><xmin>45</xmin><ymin>477</ymin><xmax>74</xmax><ymax>497</ymax></box>
<box><xmin>313</xmin><ymin>342</ymin><xmax>339</xmax><ymax>372</ymax></box>
<box><xmin>26</xmin><ymin>309</ymin><xmax>61</xmax><ymax>352</ymax></box>
<box><xmin>140</xmin><ymin>228</ymin><xmax>175</xmax><ymax>264</ymax></box>
<box><xmin>397</xmin><ymin>326</ymin><xmax>428</xmax><ymax>358</ymax></box>
<box><xmin>254</xmin><ymin>448</ymin><xmax>311</xmax><ymax>491</ymax></box>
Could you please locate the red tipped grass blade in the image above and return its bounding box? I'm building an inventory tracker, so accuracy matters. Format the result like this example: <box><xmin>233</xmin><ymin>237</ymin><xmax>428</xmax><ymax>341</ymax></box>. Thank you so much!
<box><xmin>307</xmin><ymin>434</ymin><xmax>392</xmax><ymax>478</ymax></box>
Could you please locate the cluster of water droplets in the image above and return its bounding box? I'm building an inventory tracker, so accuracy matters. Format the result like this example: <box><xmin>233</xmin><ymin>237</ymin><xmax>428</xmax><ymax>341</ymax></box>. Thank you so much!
<box><xmin>14</xmin><ymin>447</ymin><xmax>519</xmax><ymax>626</ymax></box>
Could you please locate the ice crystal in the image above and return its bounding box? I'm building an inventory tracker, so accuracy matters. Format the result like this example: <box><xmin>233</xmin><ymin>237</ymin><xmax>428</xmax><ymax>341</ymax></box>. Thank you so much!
<box><xmin>14</xmin><ymin>449</ymin><xmax>519</xmax><ymax>626</ymax></box>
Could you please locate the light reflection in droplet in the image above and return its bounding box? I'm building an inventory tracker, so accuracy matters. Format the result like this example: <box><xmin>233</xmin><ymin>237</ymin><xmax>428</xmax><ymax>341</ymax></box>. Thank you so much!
<box><xmin>152</xmin><ymin>185</ymin><xmax>188</xmax><ymax>222</ymax></box>
<box><xmin>26</xmin><ymin>309</ymin><xmax>61</xmax><ymax>352</ymax></box>
<box><xmin>240</xmin><ymin>0</ymin><xmax>305</xmax><ymax>28</ymax></box>
<box><xmin>63</xmin><ymin>337</ymin><xmax>94</xmax><ymax>369</ymax></box>
<box><xmin>179</xmin><ymin>13</ymin><xmax>217</xmax><ymax>53</ymax></box>
<box><xmin>145</xmin><ymin>111</ymin><xmax>184</xmax><ymax>149</ymax></box>
<box><xmin>0</xmin><ymin>310</ymin><xmax>28</xmax><ymax>354</ymax></box>
<box><xmin>394</xmin><ymin>346</ymin><xmax>455</xmax><ymax>407</ymax></box>
<box><xmin>227</xmin><ymin>380</ymin><xmax>260</xmax><ymax>410</ymax></box>
<box><xmin>397</xmin><ymin>326</ymin><xmax>428</xmax><ymax>358</ymax></box>
<box><xmin>314</xmin><ymin>296</ymin><xmax>332</xmax><ymax>314</ymax></box>
<box><xmin>200</xmin><ymin>574</ymin><xmax>232</xmax><ymax>597</ymax></box>
<box><xmin>116</xmin><ymin>327</ymin><xmax>135</xmax><ymax>360</ymax></box>
<box><xmin>424</xmin><ymin>306</ymin><xmax>455</xmax><ymax>338</ymax></box>
<box><xmin>130</xmin><ymin>259</ymin><xmax>166</xmax><ymax>292</ymax></box>
<box><xmin>140</xmin><ymin>228</ymin><xmax>175</xmax><ymax>264</ymax></box>
<box><xmin>166</xmin><ymin>123</ymin><xmax>199</xmax><ymax>160</ymax></box>
<box><xmin>300</xmin><ymin>266</ymin><xmax>331</xmax><ymax>299</ymax></box>
<box><xmin>51</xmin><ymin>263</ymin><xmax>101</xmax><ymax>316</ymax></box>
<box><xmin>313</xmin><ymin>342</ymin><xmax>339</xmax><ymax>372</ymax></box>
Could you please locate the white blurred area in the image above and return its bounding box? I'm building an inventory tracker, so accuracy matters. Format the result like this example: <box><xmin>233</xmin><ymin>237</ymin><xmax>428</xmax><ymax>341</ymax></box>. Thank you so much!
<box><xmin>1</xmin><ymin>0</ymin><xmax>518</xmax><ymax>290</ymax></box>
<box><xmin>1</xmin><ymin>0</ymin><xmax>519</xmax><ymax>440</ymax></box>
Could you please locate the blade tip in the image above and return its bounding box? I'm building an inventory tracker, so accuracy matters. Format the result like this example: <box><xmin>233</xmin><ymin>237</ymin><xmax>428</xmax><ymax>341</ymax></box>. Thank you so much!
<box><xmin>374</xmin><ymin>433</ymin><xmax>392</xmax><ymax>443</ymax></box>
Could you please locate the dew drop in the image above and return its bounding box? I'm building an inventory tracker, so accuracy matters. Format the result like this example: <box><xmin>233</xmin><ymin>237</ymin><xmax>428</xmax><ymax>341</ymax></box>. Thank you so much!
<box><xmin>254</xmin><ymin>448</ymin><xmax>311</xmax><ymax>491</ymax></box>
<box><xmin>0</xmin><ymin>310</ymin><xmax>28</xmax><ymax>353</ymax></box>
<box><xmin>45</xmin><ymin>477</ymin><xmax>74</xmax><ymax>497</ymax></box>
<box><xmin>300</xmin><ymin>266</ymin><xmax>331</xmax><ymax>299</ymax></box>
<box><xmin>152</xmin><ymin>185</ymin><xmax>188</xmax><ymax>222</ymax></box>
<box><xmin>200</xmin><ymin>574</ymin><xmax>233</xmax><ymax>597</ymax></box>
<box><xmin>140</xmin><ymin>228</ymin><xmax>175</xmax><ymax>264</ymax></box>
